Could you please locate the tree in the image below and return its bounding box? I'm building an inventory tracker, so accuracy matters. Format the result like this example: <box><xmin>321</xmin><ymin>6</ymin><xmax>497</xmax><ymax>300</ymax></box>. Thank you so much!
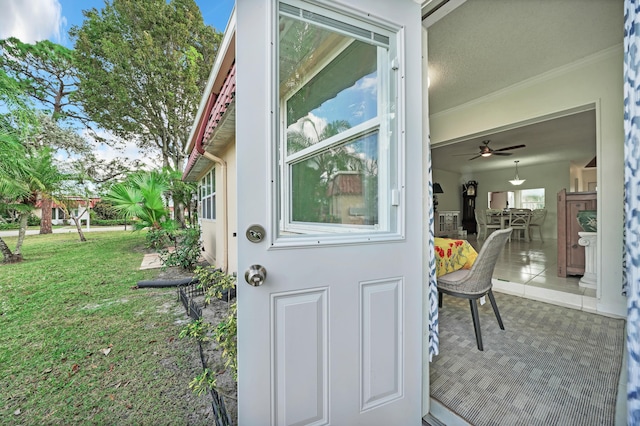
<box><xmin>0</xmin><ymin>143</ymin><xmax>64</xmax><ymax>263</ymax></box>
<box><xmin>0</xmin><ymin>70</ymin><xmax>36</xmax><ymax>263</ymax></box>
<box><xmin>0</xmin><ymin>38</ymin><xmax>82</xmax><ymax>234</ymax></box>
<box><xmin>71</xmin><ymin>0</ymin><xmax>221</xmax><ymax>176</ymax></box>
<box><xmin>0</xmin><ymin>37</ymin><xmax>138</xmax><ymax>233</ymax></box>
<box><xmin>162</xmin><ymin>168</ymin><xmax>197</xmax><ymax>228</ymax></box>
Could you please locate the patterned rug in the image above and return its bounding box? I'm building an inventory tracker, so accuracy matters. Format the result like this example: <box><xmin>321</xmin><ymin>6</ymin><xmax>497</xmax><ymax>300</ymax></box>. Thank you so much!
<box><xmin>430</xmin><ymin>292</ymin><xmax>625</xmax><ymax>426</ymax></box>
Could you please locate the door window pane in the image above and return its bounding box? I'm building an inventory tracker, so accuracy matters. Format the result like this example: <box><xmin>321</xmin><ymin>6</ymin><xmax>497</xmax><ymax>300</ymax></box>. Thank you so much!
<box><xmin>291</xmin><ymin>132</ymin><xmax>378</xmax><ymax>225</ymax></box>
<box><xmin>277</xmin><ymin>1</ymin><xmax>398</xmax><ymax>239</ymax></box>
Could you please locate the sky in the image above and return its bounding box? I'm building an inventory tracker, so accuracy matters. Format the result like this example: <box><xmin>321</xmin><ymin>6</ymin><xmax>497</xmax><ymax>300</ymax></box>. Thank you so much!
<box><xmin>0</xmin><ymin>0</ymin><xmax>235</xmax><ymax>169</ymax></box>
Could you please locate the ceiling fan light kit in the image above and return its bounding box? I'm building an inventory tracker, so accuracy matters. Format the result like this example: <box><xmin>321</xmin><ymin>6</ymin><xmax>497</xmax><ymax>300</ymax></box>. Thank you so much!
<box><xmin>463</xmin><ymin>140</ymin><xmax>527</xmax><ymax>161</ymax></box>
<box><xmin>509</xmin><ymin>160</ymin><xmax>526</xmax><ymax>186</ymax></box>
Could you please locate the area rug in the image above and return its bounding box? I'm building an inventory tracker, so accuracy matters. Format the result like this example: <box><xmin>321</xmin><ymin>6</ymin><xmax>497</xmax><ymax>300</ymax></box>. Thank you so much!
<box><xmin>430</xmin><ymin>293</ymin><xmax>625</xmax><ymax>426</ymax></box>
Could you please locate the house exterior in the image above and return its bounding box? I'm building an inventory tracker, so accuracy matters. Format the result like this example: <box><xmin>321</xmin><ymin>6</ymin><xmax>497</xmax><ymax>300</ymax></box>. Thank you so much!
<box><xmin>182</xmin><ymin>14</ymin><xmax>237</xmax><ymax>274</ymax></box>
<box><xmin>183</xmin><ymin>0</ymin><xmax>635</xmax><ymax>423</ymax></box>
<box><xmin>33</xmin><ymin>197</ymin><xmax>100</xmax><ymax>225</ymax></box>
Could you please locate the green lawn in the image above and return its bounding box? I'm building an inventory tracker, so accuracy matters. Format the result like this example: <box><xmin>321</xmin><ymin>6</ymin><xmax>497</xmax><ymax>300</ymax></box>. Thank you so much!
<box><xmin>0</xmin><ymin>231</ymin><xmax>210</xmax><ymax>424</ymax></box>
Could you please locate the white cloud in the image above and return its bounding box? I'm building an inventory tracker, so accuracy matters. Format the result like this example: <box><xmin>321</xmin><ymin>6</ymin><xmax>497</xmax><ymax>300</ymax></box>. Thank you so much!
<box><xmin>289</xmin><ymin>113</ymin><xmax>328</xmax><ymax>142</ymax></box>
<box><xmin>84</xmin><ymin>129</ymin><xmax>161</xmax><ymax>171</ymax></box>
<box><xmin>0</xmin><ymin>0</ymin><xmax>65</xmax><ymax>43</ymax></box>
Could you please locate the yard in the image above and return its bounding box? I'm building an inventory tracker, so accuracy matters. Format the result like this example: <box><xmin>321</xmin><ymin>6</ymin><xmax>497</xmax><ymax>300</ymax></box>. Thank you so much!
<box><xmin>0</xmin><ymin>231</ymin><xmax>214</xmax><ymax>424</ymax></box>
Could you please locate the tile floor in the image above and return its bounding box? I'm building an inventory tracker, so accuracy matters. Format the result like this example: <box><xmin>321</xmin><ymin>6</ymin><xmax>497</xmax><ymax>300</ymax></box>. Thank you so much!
<box><xmin>467</xmin><ymin>234</ymin><xmax>597</xmax><ymax>308</ymax></box>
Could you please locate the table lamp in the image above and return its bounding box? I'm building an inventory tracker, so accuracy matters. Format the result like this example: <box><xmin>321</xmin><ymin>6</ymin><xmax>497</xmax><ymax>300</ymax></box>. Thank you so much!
<box><xmin>433</xmin><ymin>182</ymin><xmax>444</xmax><ymax>212</ymax></box>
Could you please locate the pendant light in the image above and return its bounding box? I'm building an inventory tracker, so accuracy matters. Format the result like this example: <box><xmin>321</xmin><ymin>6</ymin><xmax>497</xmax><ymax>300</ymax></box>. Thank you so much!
<box><xmin>509</xmin><ymin>160</ymin><xmax>526</xmax><ymax>186</ymax></box>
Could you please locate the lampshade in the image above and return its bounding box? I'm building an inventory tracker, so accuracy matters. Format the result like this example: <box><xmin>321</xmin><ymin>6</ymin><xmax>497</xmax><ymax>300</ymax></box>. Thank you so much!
<box><xmin>433</xmin><ymin>182</ymin><xmax>444</xmax><ymax>194</ymax></box>
<box><xmin>508</xmin><ymin>161</ymin><xmax>525</xmax><ymax>186</ymax></box>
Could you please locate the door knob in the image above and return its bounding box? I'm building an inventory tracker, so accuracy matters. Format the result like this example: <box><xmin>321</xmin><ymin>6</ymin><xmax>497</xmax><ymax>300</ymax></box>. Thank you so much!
<box><xmin>245</xmin><ymin>264</ymin><xmax>267</xmax><ymax>286</ymax></box>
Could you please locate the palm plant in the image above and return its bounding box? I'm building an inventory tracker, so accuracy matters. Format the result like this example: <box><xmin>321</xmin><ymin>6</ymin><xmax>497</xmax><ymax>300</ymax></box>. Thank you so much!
<box><xmin>104</xmin><ymin>170</ymin><xmax>171</xmax><ymax>231</ymax></box>
<box><xmin>0</xmin><ymin>135</ymin><xmax>31</xmax><ymax>263</ymax></box>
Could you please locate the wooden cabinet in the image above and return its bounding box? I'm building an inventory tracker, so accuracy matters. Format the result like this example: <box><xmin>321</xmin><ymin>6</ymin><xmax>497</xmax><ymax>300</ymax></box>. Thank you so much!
<box><xmin>557</xmin><ymin>189</ymin><xmax>597</xmax><ymax>277</ymax></box>
<box><xmin>436</xmin><ymin>211</ymin><xmax>460</xmax><ymax>237</ymax></box>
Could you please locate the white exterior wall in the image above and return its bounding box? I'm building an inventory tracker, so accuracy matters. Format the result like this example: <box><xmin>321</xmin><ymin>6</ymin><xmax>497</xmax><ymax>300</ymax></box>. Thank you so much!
<box><xmin>198</xmin><ymin>142</ymin><xmax>237</xmax><ymax>274</ymax></box>
<box><xmin>428</xmin><ymin>46</ymin><xmax>625</xmax><ymax>317</ymax></box>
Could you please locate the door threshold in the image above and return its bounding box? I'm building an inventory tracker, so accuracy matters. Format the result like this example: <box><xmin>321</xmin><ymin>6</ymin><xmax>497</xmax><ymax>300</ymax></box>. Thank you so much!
<box><xmin>426</xmin><ymin>398</ymin><xmax>471</xmax><ymax>426</ymax></box>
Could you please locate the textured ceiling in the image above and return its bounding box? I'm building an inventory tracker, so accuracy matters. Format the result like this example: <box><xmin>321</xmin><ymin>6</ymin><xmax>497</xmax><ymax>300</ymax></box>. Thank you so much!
<box><xmin>425</xmin><ymin>0</ymin><xmax>622</xmax><ymax>174</ymax></box>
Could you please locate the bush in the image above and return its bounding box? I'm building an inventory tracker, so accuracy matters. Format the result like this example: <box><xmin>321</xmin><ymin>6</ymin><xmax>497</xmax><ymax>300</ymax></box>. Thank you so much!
<box><xmin>89</xmin><ymin>218</ymin><xmax>140</xmax><ymax>226</ymax></box>
<box><xmin>27</xmin><ymin>215</ymin><xmax>41</xmax><ymax>226</ymax></box>
<box><xmin>92</xmin><ymin>201</ymin><xmax>119</xmax><ymax>220</ymax></box>
<box><xmin>0</xmin><ymin>222</ymin><xmax>19</xmax><ymax>230</ymax></box>
<box><xmin>158</xmin><ymin>226</ymin><xmax>202</xmax><ymax>271</ymax></box>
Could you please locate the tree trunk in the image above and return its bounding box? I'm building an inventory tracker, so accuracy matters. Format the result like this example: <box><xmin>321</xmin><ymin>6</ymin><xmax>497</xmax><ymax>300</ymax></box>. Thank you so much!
<box><xmin>0</xmin><ymin>237</ymin><xmax>21</xmax><ymax>263</ymax></box>
<box><xmin>175</xmin><ymin>199</ymin><xmax>186</xmax><ymax>228</ymax></box>
<box><xmin>14</xmin><ymin>213</ymin><xmax>29</xmax><ymax>258</ymax></box>
<box><xmin>71</xmin><ymin>217</ymin><xmax>87</xmax><ymax>242</ymax></box>
<box><xmin>1</xmin><ymin>213</ymin><xmax>28</xmax><ymax>263</ymax></box>
<box><xmin>39</xmin><ymin>197</ymin><xmax>53</xmax><ymax>234</ymax></box>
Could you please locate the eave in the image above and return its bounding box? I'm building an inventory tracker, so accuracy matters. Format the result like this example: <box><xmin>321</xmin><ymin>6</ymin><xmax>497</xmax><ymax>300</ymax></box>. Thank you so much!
<box><xmin>182</xmin><ymin>9</ymin><xmax>237</xmax><ymax>182</ymax></box>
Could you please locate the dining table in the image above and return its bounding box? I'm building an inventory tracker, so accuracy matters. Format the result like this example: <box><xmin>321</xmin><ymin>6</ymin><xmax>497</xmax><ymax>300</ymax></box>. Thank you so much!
<box><xmin>434</xmin><ymin>237</ymin><xmax>478</xmax><ymax>277</ymax></box>
<box><xmin>488</xmin><ymin>211</ymin><xmax>510</xmax><ymax>229</ymax></box>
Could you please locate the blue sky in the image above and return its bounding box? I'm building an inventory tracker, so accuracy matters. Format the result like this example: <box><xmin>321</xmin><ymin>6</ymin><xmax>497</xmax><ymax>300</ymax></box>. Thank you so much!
<box><xmin>0</xmin><ymin>0</ymin><xmax>234</xmax><ymax>168</ymax></box>
<box><xmin>0</xmin><ymin>0</ymin><xmax>235</xmax><ymax>46</ymax></box>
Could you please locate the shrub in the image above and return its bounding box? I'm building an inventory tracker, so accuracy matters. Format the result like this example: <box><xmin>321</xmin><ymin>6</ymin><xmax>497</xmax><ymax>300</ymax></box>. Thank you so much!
<box><xmin>193</xmin><ymin>268</ymin><xmax>238</xmax><ymax>381</ymax></box>
<box><xmin>27</xmin><ymin>215</ymin><xmax>41</xmax><ymax>226</ymax></box>
<box><xmin>92</xmin><ymin>218</ymin><xmax>140</xmax><ymax>227</ymax></box>
<box><xmin>92</xmin><ymin>200</ymin><xmax>119</xmax><ymax>220</ymax></box>
<box><xmin>159</xmin><ymin>226</ymin><xmax>202</xmax><ymax>271</ymax></box>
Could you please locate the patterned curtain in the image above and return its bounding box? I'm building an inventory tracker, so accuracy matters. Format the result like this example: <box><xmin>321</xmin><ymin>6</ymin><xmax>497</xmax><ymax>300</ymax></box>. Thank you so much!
<box><xmin>427</xmin><ymin>143</ymin><xmax>439</xmax><ymax>360</ymax></box>
<box><xmin>623</xmin><ymin>1</ymin><xmax>640</xmax><ymax>422</ymax></box>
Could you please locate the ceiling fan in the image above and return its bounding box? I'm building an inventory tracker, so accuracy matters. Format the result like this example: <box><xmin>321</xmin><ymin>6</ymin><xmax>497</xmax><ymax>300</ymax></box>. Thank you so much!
<box><xmin>460</xmin><ymin>140</ymin><xmax>526</xmax><ymax>161</ymax></box>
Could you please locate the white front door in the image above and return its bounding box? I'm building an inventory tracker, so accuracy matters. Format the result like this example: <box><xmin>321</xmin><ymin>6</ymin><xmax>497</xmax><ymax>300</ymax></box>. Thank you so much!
<box><xmin>236</xmin><ymin>1</ymin><xmax>424</xmax><ymax>424</ymax></box>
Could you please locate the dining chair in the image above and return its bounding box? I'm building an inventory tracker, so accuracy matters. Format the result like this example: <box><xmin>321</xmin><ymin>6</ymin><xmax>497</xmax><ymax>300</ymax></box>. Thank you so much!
<box><xmin>528</xmin><ymin>209</ymin><xmax>547</xmax><ymax>242</ymax></box>
<box><xmin>474</xmin><ymin>209</ymin><xmax>487</xmax><ymax>239</ymax></box>
<box><xmin>437</xmin><ymin>228</ymin><xmax>512</xmax><ymax>351</ymax></box>
<box><xmin>508</xmin><ymin>209</ymin><xmax>531</xmax><ymax>242</ymax></box>
<box><xmin>484</xmin><ymin>209</ymin><xmax>502</xmax><ymax>237</ymax></box>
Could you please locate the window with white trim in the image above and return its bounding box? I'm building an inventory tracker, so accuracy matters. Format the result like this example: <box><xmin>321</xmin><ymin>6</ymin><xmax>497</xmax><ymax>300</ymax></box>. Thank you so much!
<box><xmin>200</xmin><ymin>168</ymin><xmax>216</xmax><ymax>220</ymax></box>
<box><xmin>277</xmin><ymin>1</ymin><xmax>400</xmax><ymax>239</ymax></box>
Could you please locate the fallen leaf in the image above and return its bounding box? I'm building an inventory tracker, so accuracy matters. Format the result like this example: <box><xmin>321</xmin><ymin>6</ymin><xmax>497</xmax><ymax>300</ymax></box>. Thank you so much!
<box><xmin>71</xmin><ymin>364</ymin><xmax>80</xmax><ymax>374</ymax></box>
<box><xmin>14</xmin><ymin>409</ymin><xmax>21</xmax><ymax>416</ymax></box>
<box><xmin>101</xmin><ymin>348</ymin><xmax>111</xmax><ymax>356</ymax></box>
<box><xmin>125</xmin><ymin>403</ymin><xmax>133</xmax><ymax>409</ymax></box>
<box><xmin>108</xmin><ymin>364</ymin><xmax>115</xmax><ymax>372</ymax></box>
<box><xmin>148</xmin><ymin>340</ymin><xmax>157</xmax><ymax>344</ymax></box>
<box><xmin>108</xmin><ymin>394</ymin><xmax>115</xmax><ymax>401</ymax></box>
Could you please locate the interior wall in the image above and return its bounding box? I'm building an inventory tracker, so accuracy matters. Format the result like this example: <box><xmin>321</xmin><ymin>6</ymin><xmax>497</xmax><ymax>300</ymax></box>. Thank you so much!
<box><xmin>471</xmin><ymin>160</ymin><xmax>570</xmax><ymax>240</ymax></box>
<box><xmin>432</xmin><ymin>168</ymin><xmax>462</xmax><ymax>216</ymax></box>
<box><xmin>581</xmin><ymin>169</ymin><xmax>597</xmax><ymax>191</ymax></box>
<box><xmin>428</xmin><ymin>46</ymin><xmax>625</xmax><ymax>317</ymax></box>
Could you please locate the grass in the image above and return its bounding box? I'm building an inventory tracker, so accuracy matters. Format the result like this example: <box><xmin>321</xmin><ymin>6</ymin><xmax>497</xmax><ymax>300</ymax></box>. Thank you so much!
<box><xmin>0</xmin><ymin>231</ymin><xmax>210</xmax><ymax>424</ymax></box>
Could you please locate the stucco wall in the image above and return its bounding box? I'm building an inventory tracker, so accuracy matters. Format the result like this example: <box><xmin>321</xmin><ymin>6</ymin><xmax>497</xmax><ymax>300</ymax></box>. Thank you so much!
<box><xmin>198</xmin><ymin>142</ymin><xmax>237</xmax><ymax>275</ymax></box>
<box><xmin>429</xmin><ymin>46</ymin><xmax>625</xmax><ymax>317</ymax></box>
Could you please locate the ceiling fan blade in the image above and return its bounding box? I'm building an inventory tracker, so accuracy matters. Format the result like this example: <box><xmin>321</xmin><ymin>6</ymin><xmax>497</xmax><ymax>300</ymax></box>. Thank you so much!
<box><xmin>468</xmin><ymin>155</ymin><xmax>482</xmax><ymax>161</ymax></box>
<box><xmin>453</xmin><ymin>153</ymin><xmax>480</xmax><ymax>156</ymax></box>
<box><xmin>493</xmin><ymin>152</ymin><xmax>513</xmax><ymax>156</ymax></box>
<box><xmin>494</xmin><ymin>144</ymin><xmax>526</xmax><ymax>152</ymax></box>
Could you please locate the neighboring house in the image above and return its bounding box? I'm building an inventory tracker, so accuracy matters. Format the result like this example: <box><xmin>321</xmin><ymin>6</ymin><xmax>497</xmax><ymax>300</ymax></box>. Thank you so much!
<box><xmin>33</xmin><ymin>197</ymin><xmax>100</xmax><ymax>225</ymax></box>
<box><xmin>183</xmin><ymin>0</ymin><xmax>635</xmax><ymax>423</ymax></box>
